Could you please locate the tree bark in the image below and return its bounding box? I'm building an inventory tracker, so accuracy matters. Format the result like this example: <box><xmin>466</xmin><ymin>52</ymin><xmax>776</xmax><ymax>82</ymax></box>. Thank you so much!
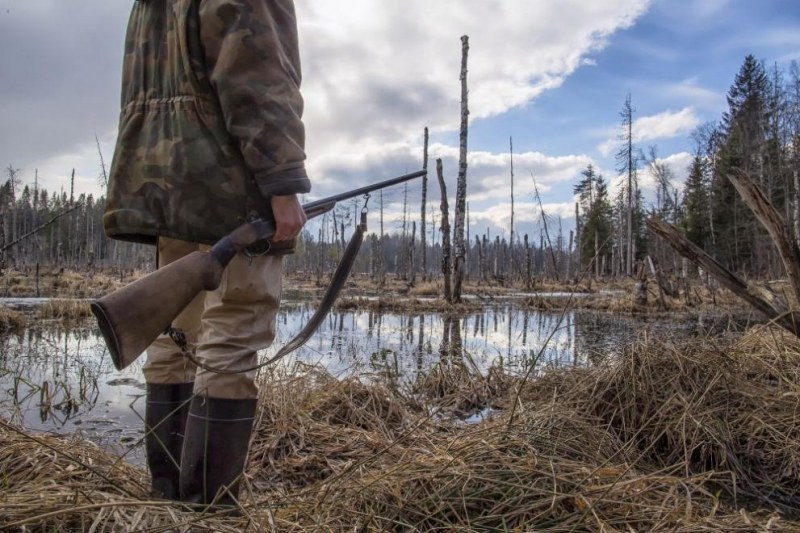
<box><xmin>436</xmin><ymin>159</ymin><xmax>452</xmax><ymax>302</ymax></box>
<box><xmin>728</xmin><ymin>169</ymin><xmax>800</xmax><ymax>305</ymax></box>
<box><xmin>452</xmin><ymin>35</ymin><xmax>469</xmax><ymax>302</ymax></box>
<box><xmin>420</xmin><ymin>127</ymin><xmax>429</xmax><ymax>281</ymax></box>
<box><xmin>509</xmin><ymin>136</ymin><xmax>515</xmax><ymax>277</ymax></box>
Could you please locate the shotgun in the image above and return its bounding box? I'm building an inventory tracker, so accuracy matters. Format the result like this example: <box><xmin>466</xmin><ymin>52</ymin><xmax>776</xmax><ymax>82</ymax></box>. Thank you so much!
<box><xmin>91</xmin><ymin>169</ymin><xmax>426</xmax><ymax>371</ymax></box>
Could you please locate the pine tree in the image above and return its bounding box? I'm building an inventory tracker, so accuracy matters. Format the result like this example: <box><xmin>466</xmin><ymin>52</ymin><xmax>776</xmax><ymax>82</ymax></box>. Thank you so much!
<box><xmin>680</xmin><ymin>155</ymin><xmax>711</xmax><ymax>248</ymax></box>
<box><xmin>574</xmin><ymin>165</ymin><xmax>613</xmax><ymax>275</ymax></box>
<box><xmin>713</xmin><ymin>55</ymin><xmax>770</xmax><ymax>272</ymax></box>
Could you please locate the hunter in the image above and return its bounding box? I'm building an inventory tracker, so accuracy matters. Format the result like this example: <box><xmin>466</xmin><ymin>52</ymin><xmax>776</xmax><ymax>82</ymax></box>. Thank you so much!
<box><xmin>104</xmin><ymin>0</ymin><xmax>310</xmax><ymax>505</ymax></box>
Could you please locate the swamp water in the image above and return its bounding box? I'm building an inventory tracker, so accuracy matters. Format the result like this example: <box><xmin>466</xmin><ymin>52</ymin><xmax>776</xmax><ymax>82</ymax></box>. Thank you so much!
<box><xmin>0</xmin><ymin>300</ymin><xmax>738</xmax><ymax>465</ymax></box>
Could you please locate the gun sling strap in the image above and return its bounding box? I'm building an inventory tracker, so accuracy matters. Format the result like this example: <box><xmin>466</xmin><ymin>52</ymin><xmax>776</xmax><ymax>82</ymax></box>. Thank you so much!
<box><xmin>167</xmin><ymin>210</ymin><xmax>368</xmax><ymax>374</ymax></box>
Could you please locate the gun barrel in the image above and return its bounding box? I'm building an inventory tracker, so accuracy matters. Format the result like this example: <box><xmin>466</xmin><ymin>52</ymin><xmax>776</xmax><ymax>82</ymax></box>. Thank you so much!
<box><xmin>301</xmin><ymin>169</ymin><xmax>426</xmax><ymax>214</ymax></box>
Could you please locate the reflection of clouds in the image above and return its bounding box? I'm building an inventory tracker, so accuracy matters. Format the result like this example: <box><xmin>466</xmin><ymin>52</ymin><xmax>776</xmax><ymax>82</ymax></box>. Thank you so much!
<box><xmin>270</xmin><ymin>303</ymin><xmax>587</xmax><ymax>379</ymax></box>
<box><xmin>0</xmin><ymin>325</ymin><xmax>146</xmax><ymax>463</ymax></box>
<box><xmin>1</xmin><ymin>305</ymin><xmax>700</xmax><ymax>466</ymax></box>
<box><xmin>272</xmin><ymin>303</ymin><xmax>701</xmax><ymax>379</ymax></box>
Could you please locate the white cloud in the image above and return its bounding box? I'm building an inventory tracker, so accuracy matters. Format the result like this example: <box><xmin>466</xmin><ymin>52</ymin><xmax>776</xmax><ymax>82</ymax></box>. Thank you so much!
<box><xmin>18</xmin><ymin>131</ymin><xmax>117</xmax><ymax>199</ymax></box>
<box><xmin>665</xmin><ymin>77</ymin><xmax>726</xmax><ymax>112</ymax></box>
<box><xmin>597</xmin><ymin>107</ymin><xmax>700</xmax><ymax>156</ymax></box>
<box><xmin>639</xmin><ymin>151</ymin><xmax>693</xmax><ymax>192</ymax></box>
<box><xmin>635</xmin><ymin>108</ymin><xmax>700</xmax><ymax>141</ymax></box>
<box><xmin>1</xmin><ymin>0</ymin><xmax>653</xmax><ymax>244</ymax></box>
<box><xmin>607</xmin><ymin>151</ymin><xmax>692</xmax><ymax>207</ymax></box>
<box><xmin>420</xmin><ymin>143</ymin><xmax>591</xmax><ymax>204</ymax></box>
<box><xmin>469</xmin><ymin>201</ymin><xmax>576</xmax><ymax>237</ymax></box>
<box><xmin>297</xmin><ymin>0</ymin><xmax>652</xmax><ymax>181</ymax></box>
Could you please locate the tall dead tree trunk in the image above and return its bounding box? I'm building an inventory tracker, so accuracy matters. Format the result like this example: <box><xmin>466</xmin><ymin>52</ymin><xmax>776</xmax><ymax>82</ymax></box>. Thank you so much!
<box><xmin>370</xmin><ymin>233</ymin><xmax>378</xmax><ymax>281</ymax></box>
<box><xmin>408</xmin><ymin>221</ymin><xmax>416</xmax><ymax>285</ymax></box>
<box><xmin>574</xmin><ymin>202</ymin><xmax>580</xmax><ymax>275</ymax></box>
<box><xmin>532</xmin><ymin>173</ymin><xmax>559</xmax><ymax>281</ymax></box>
<box><xmin>566</xmin><ymin>230</ymin><xmax>573</xmax><ymax>282</ymax></box>
<box><xmin>378</xmin><ymin>190</ymin><xmax>385</xmax><ymax>286</ymax></box>
<box><xmin>509</xmin><ymin>136</ymin><xmax>515</xmax><ymax>278</ymax></box>
<box><xmin>437</xmin><ymin>158</ymin><xmax>452</xmax><ymax>302</ymax></box>
<box><xmin>452</xmin><ymin>35</ymin><xmax>469</xmax><ymax>302</ymax></box>
<box><xmin>525</xmin><ymin>233</ymin><xmax>532</xmax><ymax>290</ymax></box>
<box><xmin>421</xmin><ymin>127</ymin><xmax>429</xmax><ymax>281</ymax></box>
<box><xmin>595</xmin><ymin>232</ymin><xmax>600</xmax><ymax>278</ymax></box>
<box><xmin>400</xmin><ymin>183</ymin><xmax>408</xmax><ymax>279</ymax></box>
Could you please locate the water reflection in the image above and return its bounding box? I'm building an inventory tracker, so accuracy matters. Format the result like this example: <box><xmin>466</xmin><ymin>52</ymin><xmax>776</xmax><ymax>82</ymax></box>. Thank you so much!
<box><xmin>0</xmin><ymin>323</ymin><xmax>147</xmax><ymax>463</ymax></box>
<box><xmin>277</xmin><ymin>304</ymin><xmax>657</xmax><ymax>381</ymax></box>
<box><xmin>0</xmin><ymin>302</ymin><xmax>703</xmax><ymax>464</ymax></box>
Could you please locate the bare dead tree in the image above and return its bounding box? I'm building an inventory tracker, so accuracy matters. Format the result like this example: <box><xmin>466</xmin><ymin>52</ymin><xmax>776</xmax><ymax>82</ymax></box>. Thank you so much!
<box><xmin>404</xmin><ymin>183</ymin><xmax>409</xmax><ymax>280</ymax></box>
<box><xmin>465</xmin><ymin>202</ymin><xmax>470</xmax><ymax>281</ymax></box>
<box><xmin>728</xmin><ymin>169</ymin><xmax>800</xmax><ymax>304</ymax></box>
<box><xmin>524</xmin><ymin>233</ymin><xmax>533</xmax><ymax>290</ymax></box>
<box><xmin>96</xmin><ymin>135</ymin><xmax>108</xmax><ymax>190</ymax></box>
<box><xmin>649</xmin><ymin>168</ymin><xmax>800</xmax><ymax>338</ymax></box>
<box><xmin>531</xmin><ymin>172</ymin><xmax>559</xmax><ymax>281</ymax></box>
<box><xmin>437</xmin><ymin>158</ymin><xmax>452</xmax><ymax>302</ymax></box>
<box><xmin>378</xmin><ymin>190</ymin><xmax>385</xmax><ymax>286</ymax></box>
<box><xmin>452</xmin><ymin>35</ymin><xmax>469</xmax><ymax>302</ymax></box>
<box><xmin>420</xmin><ymin>127</ymin><xmax>429</xmax><ymax>280</ymax></box>
<box><xmin>566</xmin><ymin>229</ymin><xmax>573</xmax><ymax>282</ymax></box>
<box><xmin>509</xmin><ymin>136</ymin><xmax>515</xmax><ymax>278</ymax></box>
<box><xmin>574</xmin><ymin>202</ymin><xmax>580</xmax><ymax>275</ymax></box>
<box><xmin>408</xmin><ymin>221</ymin><xmax>416</xmax><ymax>285</ymax></box>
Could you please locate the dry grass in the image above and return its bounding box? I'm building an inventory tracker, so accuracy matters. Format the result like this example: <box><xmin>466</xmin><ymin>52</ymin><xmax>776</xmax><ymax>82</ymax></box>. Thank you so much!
<box><xmin>1</xmin><ymin>267</ymin><xmax>142</xmax><ymax>299</ymax></box>
<box><xmin>407</xmin><ymin>279</ymin><xmax>441</xmax><ymax>296</ymax></box>
<box><xmin>0</xmin><ymin>419</ymin><xmax>255</xmax><ymax>532</ymax></box>
<box><xmin>1</xmin><ymin>266</ymin><xmax>748</xmax><ymax>320</ymax></box>
<box><xmin>0</xmin><ymin>307</ymin><xmax>26</xmax><ymax>332</ymax></box>
<box><xmin>509</xmin><ymin>328</ymin><xmax>800</xmax><ymax>514</ymax></box>
<box><xmin>1</xmin><ymin>331</ymin><xmax>798</xmax><ymax>531</ymax></box>
<box><xmin>38</xmin><ymin>299</ymin><xmax>93</xmax><ymax>320</ymax></box>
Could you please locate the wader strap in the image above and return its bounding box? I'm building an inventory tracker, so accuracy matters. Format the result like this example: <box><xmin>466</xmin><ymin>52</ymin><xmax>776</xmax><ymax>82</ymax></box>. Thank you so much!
<box><xmin>168</xmin><ymin>213</ymin><xmax>368</xmax><ymax>374</ymax></box>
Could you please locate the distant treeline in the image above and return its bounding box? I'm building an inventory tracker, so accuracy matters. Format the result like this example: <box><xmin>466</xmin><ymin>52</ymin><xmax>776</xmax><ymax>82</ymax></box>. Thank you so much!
<box><xmin>575</xmin><ymin>54</ymin><xmax>800</xmax><ymax>281</ymax></box>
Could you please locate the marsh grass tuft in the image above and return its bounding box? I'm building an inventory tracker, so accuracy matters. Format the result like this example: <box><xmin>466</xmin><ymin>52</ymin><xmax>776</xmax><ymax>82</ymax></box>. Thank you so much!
<box><xmin>0</xmin><ymin>307</ymin><xmax>26</xmax><ymax>332</ymax></box>
<box><xmin>39</xmin><ymin>299</ymin><xmax>93</xmax><ymax>320</ymax></box>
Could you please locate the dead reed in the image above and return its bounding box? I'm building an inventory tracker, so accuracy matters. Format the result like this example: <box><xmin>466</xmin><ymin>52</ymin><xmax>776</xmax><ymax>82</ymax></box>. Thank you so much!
<box><xmin>1</xmin><ymin>267</ymin><xmax>141</xmax><ymax>299</ymax></box>
<box><xmin>0</xmin><ymin>307</ymin><xmax>26</xmax><ymax>332</ymax></box>
<box><xmin>1</xmin><ymin>330</ymin><xmax>798</xmax><ymax>531</ymax></box>
<box><xmin>509</xmin><ymin>329</ymin><xmax>800</xmax><ymax>514</ymax></box>
<box><xmin>38</xmin><ymin>299</ymin><xmax>93</xmax><ymax>320</ymax></box>
<box><xmin>0</xmin><ymin>419</ymin><xmax>258</xmax><ymax>532</ymax></box>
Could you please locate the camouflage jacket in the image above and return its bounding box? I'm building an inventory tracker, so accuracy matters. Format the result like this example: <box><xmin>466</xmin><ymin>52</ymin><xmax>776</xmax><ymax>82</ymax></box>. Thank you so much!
<box><xmin>105</xmin><ymin>0</ymin><xmax>310</xmax><ymax>252</ymax></box>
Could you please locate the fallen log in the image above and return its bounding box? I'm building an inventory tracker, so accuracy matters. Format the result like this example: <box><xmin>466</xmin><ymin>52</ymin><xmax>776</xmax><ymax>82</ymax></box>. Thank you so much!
<box><xmin>646</xmin><ymin>216</ymin><xmax>800</xmax><ymax>338</ymax></box>
<box><xmin>728</xmin><ymin>169</ymin><xmax>800</xmax><ymax>306</ymax></box>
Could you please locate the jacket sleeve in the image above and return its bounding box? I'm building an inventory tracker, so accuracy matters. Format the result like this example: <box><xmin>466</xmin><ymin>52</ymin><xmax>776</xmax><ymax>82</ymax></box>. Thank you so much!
<box><xmin>199</xmin><ymin>0</ymin><xmax>311</xmax><ymax>198</ymax></box>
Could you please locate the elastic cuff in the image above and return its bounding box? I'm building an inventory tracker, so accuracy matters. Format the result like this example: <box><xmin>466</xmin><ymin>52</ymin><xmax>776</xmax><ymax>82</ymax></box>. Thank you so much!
<box><xmin>255</xmin><ymin>165</ymin><xmax>311</xmax><ymax>199</ymax></box>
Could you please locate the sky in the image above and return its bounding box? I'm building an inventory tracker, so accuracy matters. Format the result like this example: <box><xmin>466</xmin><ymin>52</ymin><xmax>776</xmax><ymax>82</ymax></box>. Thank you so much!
<box><xmin>1</xmin><ymin>0</ymin><xmax>799</xmax><ymax>242</ymax></box>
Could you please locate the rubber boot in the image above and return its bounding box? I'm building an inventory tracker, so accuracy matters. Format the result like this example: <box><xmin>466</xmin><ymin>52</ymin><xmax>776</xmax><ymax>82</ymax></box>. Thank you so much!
<box><xmin>144</xmin><ymin>382</ymin><xmax>194</xmax><ymax>500</ymax></box>
<box><xmin>179</xmin><ymin>395</ymin><xmax>257</xmax><ymax>506</ymax></box>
